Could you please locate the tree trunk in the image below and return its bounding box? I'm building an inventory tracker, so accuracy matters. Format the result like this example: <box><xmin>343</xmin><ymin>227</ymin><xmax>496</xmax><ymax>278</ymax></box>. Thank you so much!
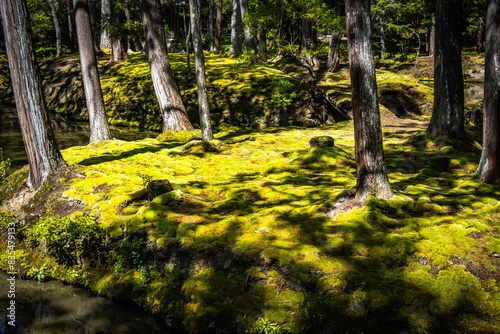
<box><xmin>215</xmin><ymin>0</ymin><xmax>222</xmax><ymax>51</ymax></box>
<box><xmin>109</xmin><ymin>4</ymin><xmax>128</xmax><ymax>62</ymax></box>
<box><xmin>429</xmin><ymin>12</ymin><xmax>435</xmax><ymax>56</ymax></box>
<box><xmin>88</xmin><ymin>0</ymin><xmax>99</xmax><ymax>52</ymax></box>
<box><xmin>379</xmin><ymin>15</ymin><xmax>386</xmax><ymax>59</ymax></box>
<box><xmin>186</xmin><ymin>21</ymin><xmax>192</xmax><ymax>80</ymax></box>
<box><xmin>1</xmin><ymin>0</ymin><xmax>65</xmax><ymax>190</ymax></box>
<box><xmin>327</xmin><ymin>29</ymin><xmax>340</xmax><ymax>72</ymax></box>
<box><xmin>230</xmin><ymin>0</ymin><xmax>243</xmax><ymax>55</ymax></box>
<box><xmin>48</xmin><ymin>0</ymin><xmax>62</xmax><ymax>57</ymax></box>
<box><xmin>477</xmin><ymin>16</ymin><xmax>485</xmax><ymax>55</ymax></box>
<box><xmin>67</xmin><ymin>0</ymin><xmax>76</xmax><ymax>52</ymax></box>
<box><xmin>100</xmin><ymin>0</ymin><xmax>111</xmax><ymax>49</ymax></box>
<box><xmin>189</xmin><ymin>0</ymin><xmax>214</xmax><ymax>141</ymax></box>
<box><xmin>240</xmin><ymin>0</ymin><xmax>254</xmax><ymax>53</ymax></box>
<box><xmin>345</xmin><ymin>0</ymin><xmax>393</xmax><ymax>201</ymax></box>
<box><xmin>426</xmin><ymin>0</ymin><xmax>465</xmax><ymax>137</ymax></box>
<box><xmin>258</xmin><ymin>24</ymin><xmax>266</xmax><ymax>59</ymax></box>
<box><xmin>142</xmin><ymin>0</ymin><xmax>194</xmax><ymax>132</ymax></box>
<box><xmin>476</xmin><ymin>0</ymin><xmax>500</xmax><ymax>184</ymax></box>
<box><xmin>301</xmin><ymin>18</ymin><xmax>314</xmax><ymax>51</ymax></box>
<box><xmin>208</xmin><ymin>0</ymin><xmax>215</xmax><ymax>51</ymax></box>
<box><xmin>74</xmin><ymin>0</ymin><xmax>112</xmax><ymax>142</ymax></box>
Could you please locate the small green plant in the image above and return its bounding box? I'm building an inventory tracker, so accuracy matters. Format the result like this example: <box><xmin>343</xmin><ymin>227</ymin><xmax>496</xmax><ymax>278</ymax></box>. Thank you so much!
<box><xmin>29</xmin><ymin>265</ymin><xmax>48</xmax><ymax>282</ymax></box>
<box><xmin>251</xmin><ymin>317</ymin><xmax>283</xmax><ymax>334</ymax></box>
<box><xmin>137</xmin><ymin>173</ymin><xmax>154</xmax><ymax>200</ymax></box>
<box><xmin>0</xmin><ymin>148</ymin><xmax>11</xmax><ymax>182</ymax></box>
<box><xmin>268</xmin><ymin>78</ymin><xmax>298</xmax><ymax>110</ymax></box>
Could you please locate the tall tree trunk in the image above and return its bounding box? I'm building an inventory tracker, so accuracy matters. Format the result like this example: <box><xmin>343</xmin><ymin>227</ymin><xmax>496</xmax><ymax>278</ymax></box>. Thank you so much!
<box><xmin>88</xmin><ymin>0</ymin><xmax>99</xmax><ymax>52</ymax></box>
<box><xmin>208</xmin><ymin>0</ymin><xmax>215</xmax><ymax>51</ymax></box>
<box><xmin>100</xmin><ymin>0</ymin><xmax>111</xmax><ymax>49</ymax></box>
<box><xmin>327</xmin><ymin>29</ymin><xmax>340</xmax><ymax>72</ymax></box>
<box><xmin>476</xmin><ymin>0</ymin><xmax>500</xmax><ymax>183</ymax></box>
<box><xmin>429</xmin><ymin>12</ymin><xmax>436</xmax><ymax>56</ymax></box>
<box><xmin>240</xmin><ymin>0</ymin><xmax>254</xmax><ymax>53</ymax></box>
<box><xmin>345</xmin><ymin>0</ymin><xmax>393</xmax><ymax>201</ymax></box>
<box><xmin>258</xmin><ymin>24</ymin><xmax>266</xmax><ymax>59</ymax></box>
<box><xmin>300</xmin><ymin>18</ymin><xmax>314</xmax><ymax>51</ymax></box>
<box><xmin>1</xmin><ymin>0</ymin><xmax>65</xmax><ymax>190</ymax></box>
<box><xmin>379</xmin><ymin>15</ymin><xmax>386</xmax><ymax>59</ymax></box>
<box><xmin>189</xmin><ymin>0</ymin><xmax>214</xmax><ymax>141</ymax></box>
<box><xmin>142</xmin><ymin>0</ymin><xmax>194</xmax><ymax>132</ymax></box>
<box><xmin>215</xmin><ymin>0</ymin><xmax>222</xmax><ymax>51</ymax></box>
<box><xmin>186</xmin><ymin>21</ymin><xmax>192</xmax><ymax>80</ymax></box>
<box><xmin>67</xmin><ymin>0</ymin><xmax>76</xmax><ymax>52</ymax></box>
<box><xmin>477</xmin><ymin>16</ymin><xmax>485</xmax><ymax>55</ymax></box>
<box><xmin>109</xmin><ymin>4</ymin><xmax>128</xmax><ymax>62</ymax></box>
<box><xmin>48</xmin><ymin>0</ymin><xmax>62</xmax><ymax>57</ymax></box>
<box><xmin>74</xmin><ymin>0</ymin><xmax>112</xmax><ymax>142</ymax></box>
<box><xmin>230</xmin><ymin>0</ymin><xmax>243</xmax><ymax>55</ymax></box>
<box><xmin>426</xmin><ymin>0</ymin><xmax>465</xmax><ymax>137</ymax></box>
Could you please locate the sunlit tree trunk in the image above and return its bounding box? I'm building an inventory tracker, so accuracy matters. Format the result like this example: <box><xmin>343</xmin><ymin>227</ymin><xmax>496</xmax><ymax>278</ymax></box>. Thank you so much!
<box><xmin>100</xmin><ymin>0</ymin><xmax>111</xmax><ymax>49</ymax></box>
<box><xmin>327</xmin><ymin>29</ymin><xmax>340</xmax><ymax>72</ymax></box>
<box><xmin>215</xmin><ymin>0</ymin><xmax>222</xmax><ymax>51</ymax></box>
<box><xmin>48</xmin><ymin>0</ymin><xmax>62</xmax><ymax>57</ymax></box>
<box><xmin>230</xmin><ymin>0</ymin><xmax>243</xmax><ymax>55</ymax></box>
<box><xmin>208</xmin><ymin>0</ymin><xmax>215</xmax><ymax>51</ymax></box>
<box><xmin>426</xmin><ymin>0</ymin><xmax>464</xmax><ymax>138</ymax></box>
<box><xmin>1</xmin><ymin>0</ymin><xmax>66</xmax><ymax>190</ymax></box>
<box><xmin>74</xmin><ymin>0</ymin><xmax>112</xmax><ymax>142</ymax></box>
<box><xmin>189</xmin><ymin>0</ymin><xmax>214</xmax><ymax>141</ymax></box>
<box><xmin>142</xmin><ymin>0</ymin><xmax>194</xmax><ymax>132</ymax></box>
<box><xmin>476</xmin><ymin>0</ymin><xmax>500</xmax><ymax>184</ymax></box>
<box><xmin>240</xmin><ymin>0</ymin><xmax>254</xmax><ymax>57</ymax></box>
<box><xmin>345</xmin><ymin>0</ymin><xmax>393</xmax><ymax>201</ymax></box>
<box><xmin>109</xmin><ymin>4</ymin><xmax>128</xmax><ymax>62</ymax></box>
<box><xmin>429</xmin><ymin>13</ymin><xmax>435</xmax><ymax>56</ymax></box>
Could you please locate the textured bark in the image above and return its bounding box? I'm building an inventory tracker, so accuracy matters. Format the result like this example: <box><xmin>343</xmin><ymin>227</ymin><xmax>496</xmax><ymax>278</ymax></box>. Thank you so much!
<box><xmin>1</xmin><ymin>0</ymin><xmax>65</xmax><ymax>189</ymax></box>
<box><xmin>240</xmin><ymin>0</ymin><xmax>254</xmax><ymax>54</ymax></box>
<box><xmin>327</xmin><ymin>29</ymin><xmax>340</xmax><ymax>72</ymax></box>
<box><xmin>88</xmin><ymin>0</ymin><xmax>99</xmax><ymax>51</ymax></box>
<box><xmin>189</xmin><ymin>0</ymin><xmax>214</xmax><ymax>141</ymax></box>
<box><xmin>429</xmin><ymin>13</ymin><xmax>435</xmax><ymax>56</ymax></box>
<box><xmin>48</xmin><ymin>0</ymin><xmax>62</xmax><ymax>57</ymax></box>
<box><xmin>208</xmin><ymin>0</ymin><xmax>215</xmax><ymax>51</ymax></box>
<box><xmin>230</xmin><ymin>0</ymin><xmax>243</xmax><ymax>55</ymax></box>
<box><xmin>67</xmin><ymin>0</ymin><xmax>76</xmax><ymax>52</ymax></box>
<box><xmin>186</xmin><ymin>21</ymin><xmax>192</xmax><ymax>80</ymax></box>
<box><xmin>215</xmin><ymin>0</ymin><xmax>222</xmax><ymax>51</ymax></box>
<box><xmin>74</xmin><ymin>0</ymin><xmax>111</xmax><ymax>142</ymax></box>
<box><xmin>258</xmin><ymin>24</ymin><xmax>266</xmax><ymax>59</ymax></box>
<box><xmin>109</xmin><ymin>4</ymin><xmax>128</xmax><ymax>63</ymax></box>
<box><xmin>379</xmin><ymin>15</ymin><xmax>386</xmax><ymax>59</ymax></box>
<box><xmin>426</xmin><ymin>0</ymin><xmax>465</xmax><ymax>138</ymax></box>
<box><xmin>142</xmin><ymin>0</ymin><xmax>194</xmax><ymax>132</ymax></box>
<box><xmin>477</xmin><ymin>16</ymin><xmax>485</xmax><ymax>55</ymax></box>
<box><xmin>100</xmin><ymin>0</ymin><xmax>111</xmax><ymax>49</ymax></box>
<box><xmin>345</xmin><ymin>0</ymin><xmax>393</xmax><ymax>201</ymax></box>
<box><xmin>301</xmin><ymin>18</ymin><xmax>314</xmax><ymax>51</ymax></box>
<box><xmin>476</xmin><ymin>0</ymin><xmax>500</xmax><ymax>184</ymax></box>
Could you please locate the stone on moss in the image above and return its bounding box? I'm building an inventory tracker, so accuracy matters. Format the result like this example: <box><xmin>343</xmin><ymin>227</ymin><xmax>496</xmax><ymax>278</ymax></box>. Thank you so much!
<box><xmin>309</xmin><ymin>136</ymin><xmax>335</xmax><ymax>149</ymax></box>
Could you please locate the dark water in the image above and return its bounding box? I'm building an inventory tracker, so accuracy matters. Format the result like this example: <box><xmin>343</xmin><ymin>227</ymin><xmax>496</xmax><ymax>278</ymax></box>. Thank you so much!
<box><xmin>0</xmin><ymin>272</ymin><xmax>169</xmax><ymax>333</ymax></box>
<box><xmin>0</xmin><ymin>107</ymin><xmax>160</xmax><ymax>173</ymax></box>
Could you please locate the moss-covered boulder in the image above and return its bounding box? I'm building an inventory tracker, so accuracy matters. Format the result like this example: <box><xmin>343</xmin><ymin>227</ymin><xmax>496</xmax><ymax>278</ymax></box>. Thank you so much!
<box><xmin>309</xmin><ymin>136</ymin><xmax>335</xmax><ymax>149</ymax></box>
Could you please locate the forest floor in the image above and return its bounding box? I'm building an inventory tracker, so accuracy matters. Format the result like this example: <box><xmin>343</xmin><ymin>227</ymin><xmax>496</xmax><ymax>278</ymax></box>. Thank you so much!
<box><xmin>0</xmin><ymin>51</ymin><xmax>499</xmax><ymax>333</ymax></box>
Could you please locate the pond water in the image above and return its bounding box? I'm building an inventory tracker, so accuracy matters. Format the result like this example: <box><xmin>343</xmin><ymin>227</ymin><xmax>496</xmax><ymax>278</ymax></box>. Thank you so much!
<box><xmin>0</xmin><ymin>272</ymin><xmax>170</xmax><ymax>333</ymax></box>
<box><xmin>0</xmin><ymin>107</ymin><xmax>160</xmax><ymax>173</ymax></box>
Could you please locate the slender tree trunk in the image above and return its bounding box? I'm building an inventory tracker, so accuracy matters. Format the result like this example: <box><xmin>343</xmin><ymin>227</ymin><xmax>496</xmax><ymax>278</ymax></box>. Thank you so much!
<box><xmin>208</xmin><ymin>0</ymin><xmax>215</xmax><ymax>51</ymax></box>
<box><xmin>88</xmin><ymin>0</ymin><xmax>99</xmax><ymax>52</ymax></box>
<box><xmin>240</xmin><ymin>0</ymin><xmax>254</xmax><ymax>53</ymax></box>
<box><xmin>258</xmin><ymin>25</ymin><xmax>266</xmax><ymax>59</ymax></box>
<box><xmin>48</xmin><ymin>0</ymin><xmax>62</xmax><ymax>57</ymax></box>
<box><xmin>476</xmin><ymin>0</ymin><xmax>500</xmax><ymax>183</ymax></box>
<box><xmin>100</xmin><ymin>0</ymin><xmax>111</xmax><ymax>49</ymax></box>
<box><xmin>74</xmin><ymin>0</ymin><xmax>111</xmax><ymax>142</ymax></box>
<box><xmin>189</xmin><ymin>0</ymin><xmax>214</xmax><ymax>141</ymax></box>
<box><xmin>230</xmin><ymin>0</ymin><xmax>243</xmax><ymax>55</ymax></box>
<box><xmin>345</xmin><ymin>0</ymin><xmax>393</xmax><ymax>201</ymax></box>
<box><xmin>477</xmin><ymin>16</ymin><xmax>485</xmax><ymax>55</ymax></box>
<box><xmin>67</xmin><ymin>0</ymin><xmax>76</xmax><ymax>52</ymax></box>
<box><xmin>187</xmin><ymin>22</ymin><xmax>192</xmax><ymax>79</ymax></box>
<box><xmin>142</xmin><ymin>0</ymin><xmax>194</xmax><ymax>132</ymax></box>
<box><xmin>429</xmin><ymin>12</ymin><xmax>436</xmax><ymax>56</ymax></box>
<box><xmin>109</xmin><ymin>4</ymin><xmax>128</xmax><ymax>62</ymax></box>
<box><xmin>415</xmin><ymin>30</ymin><xmax>421</xmax><ymax>65</ymax></box>
<box><xmin>215</xmin><ymin>0</ymin><xmax>222</xmax><ymax>51</ymax></box>
<box><xmin>327</xmin><ymin>29</ymin><xmax>340</xmax><ymax>72</ymax></box>
<box><xmin>1</xmin><ymin>0</ymin><xmax>65</xmax><ymax>190</ymax></box>
<box><xmin>426</xmin><ymin>0</ymin><xmax>465</xmax><ymax>137</ymax></box>
<box><xmin>379</xmin><ymin>15</ymin><xmax>386</xmax><ymax>59</ymax></box>
<box><xmin>301</xmin><ymin>18</ymin><xmax>314</xmax><ymax>51</ymax></box>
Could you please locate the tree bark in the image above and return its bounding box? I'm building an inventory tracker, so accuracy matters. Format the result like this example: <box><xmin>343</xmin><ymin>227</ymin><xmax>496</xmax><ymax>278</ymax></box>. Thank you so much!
<box><xmin>142</xmin><ymin>0</ymin><xmax>194</xmax><ymax>132</ymax></box>
<box><xmin>67</xmin><ymin>0</ymin><xmax>76</xmax><ymax>52</ymax></box>
<box><xmin>100</xmin><ymin>0</ymin><xmax>111</xmax><ymax>49</ymax></box>
<box><xmin>426</xmin><ymin>0</ymin><xmax>465</xmax><ymax>138</ymax></box>
<box><xmin>258</xmin><ymin>24</ymin><xmax>266</xmax><ymax>59</ymax></box>
<box><xmin>1</xmin><ymin>0</ymin><xmax>65</xmax><ymax>189</ymax></box>
<box><xmin>240</xmin><ymin>0</ymin><xmax>254</xmax><ymax>54</ymax></box>
<box><xmin>215</xmin><ymin>0</ymin><xmax>222</xmax><ymax>51</ymax></box>
<box><xmin>477</xmin><ymin>16</ymin><xmax>485</xmax><ymax>55</ymax></box>
<box><xmin>88</xmin><ymin>0</ymin><xmax>99</xmax><ymax>52</ymax></box>
<box><xmin>345</xmin><ymin>0</ymin><xmax>393</xmax><ymax>201</ymax></box>
<box><xmin>301</xmin><ymin>18</ymin><xmax>314</xmax><ymax>51</ymax></box>
<box><xmin>48</xmin><ymin>0</ymin><xmax>62</xmax><ymax>57</ymax></box>
<box><xmin>109</xmin><ymin>4</ymin><xmax>128</xmax><ymax>62</ymax></box>
<box><xmin>230</xmin><ymin>0</ymin><xmax>243</xmax><ymax>55</ymax></box>
<box><xmin>208</xmin><ymin>0</ymin><xmax>215</xmax><ymax>51</ymax></box>
<box><xmin>476</xmin><ymin>0</ymin><xmax>500</xmax><ymax>184</ymax></box>
<box><xmin>379</xmin><ymin>15</ymin><xmax>386</xmax><ymax>59</ymax></box>
<box><xmin>429</xmin><ymin>12</ymin><xmax>435</xmax><ymax>57</ymax></box>
<box><xmin>189</xmin><ymin>0</ymin><xmax>214</xmax><ymax>141</ymax></box>
<box><xmin>186</xmin><ymin>20</ymin><xmax>192</xmax><ymax>80</ymax></box>
<box><xmin>74</xmin><ymin>0</ymin><xmax>112</xmax><ymax>142</ymax></box>
<box><xmin>327</xmin><ymin>29</ymin><xmax>340</xmax><ymax>72</ymax></box>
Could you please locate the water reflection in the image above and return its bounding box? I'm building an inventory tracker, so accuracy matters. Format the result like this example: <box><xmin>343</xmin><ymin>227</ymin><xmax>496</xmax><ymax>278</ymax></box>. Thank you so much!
<box><xmin>0</xmin><ymin>272</ymin><xmax>169</xmax><ymax>333</ymax></box>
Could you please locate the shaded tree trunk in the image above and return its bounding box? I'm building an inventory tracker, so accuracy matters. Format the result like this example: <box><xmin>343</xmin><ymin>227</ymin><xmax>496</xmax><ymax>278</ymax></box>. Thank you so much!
<box><xmin>240</xmin><ymin>0</ymin><xmax>254</xmax><ymax>54</ymax></box>
<box><xmin>142</xmin><ymin>0</ymin><xmax>194</xmax><ymax>132</ymax></box>
<box><xmin>327</xmin><ymin>29</ymin><xmax>340</xmax><ymax>72</ymax></box>
<box><xmin>109</xmin><ymin>4</ymin><xmax>128</xmax><ymax>62</ymax></box>
<box><xmin>477</xmin><ymin>16</ymin><xmax>485</xmax><ymax>55</ymax></box>
<box><xmin>74</xmin><ymin>0</ymin><xmax>112</xmax><ymax>142</ymax></box>
<box><xmin>380</xmin><ymin>15</ymin><xmax>386</xmax><ymax>59</ymax></box>
<box><xmin>208</xmin><ymin>0</ymin><xmax>215</xmax><ymax>51</ymax></box>
<box><xmin>67</xmin><ymin>0</ymin><xmax>76</xmax><ymax>52</ymax></box>
<box><xmin>88</xmin><ymin>0</ymin><xmax>99</xmax><ymax>52</ymax></box>
<box><xmin>476</xmin><ymin>0</ymin><xmax>500</xmax><ymax>183</ymax></box>
<box><xmin>426</xmin><ymin>0</ymin><xmax>465</xmax><ymax>137</ymax></box>
<box><xmin>1</xmin><ymin>0</ymin><xmax>65</xmax><ymax>189</ymax></box>
<box><xmin>345</xmin><ymin>0</ymin><xmax>393</xmax><ymax>201</ymax></box>
<box><xmin>189</xmin><ymin>0</ymin><xmax>214</xmax><ymax>141</ymax></box>
<box><xmin>48</xmin><ymin>0</ymin><xmax>62</xmax><ymax>57</ymax></box>
<box><xmin>429</xmin><ymin>12</ymin><xmax>435</xmax><ymax>56</ymax></box>
<box><xmin>258</xmin><ymin>24</ymin><xmax>266</xmax><ymax>59</ymax></box>
<box><xmin>300</xmin><ymin>18</ymin><xmax>314</xmax><ymax>51</ymax></box>
<box><xmin>100</xmin><ymin>0</ymin><xmax>111</xmax><ymax>49</ymax></box>
<box><xmin>186</xmin><ymin>20</ymin><xmax>192</xmax><ymax>80</ymax></box>
<box><xmin>230</xmin><ymin>0</ymin><xmax>243</xmax><ymax>55</ymax></box>
<box><xmin>215</xmin><ymin>0</ymin><xmax>222</xmax><ymax>51</ymax></box>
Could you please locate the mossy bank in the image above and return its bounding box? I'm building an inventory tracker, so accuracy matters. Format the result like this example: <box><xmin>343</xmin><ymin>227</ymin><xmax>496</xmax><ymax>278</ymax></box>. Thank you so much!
<box><xmin>1</xmin><ymin>114</ymin><xmax>500</xmax><ymax>333</ymax></box>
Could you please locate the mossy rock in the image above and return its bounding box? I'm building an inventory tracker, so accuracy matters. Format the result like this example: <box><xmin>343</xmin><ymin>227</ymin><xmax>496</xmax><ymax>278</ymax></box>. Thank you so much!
<box><xmin>182</xmin><ymin>139</ymin><xmax>227</xmax><ymax>153</ymax></box>
<box><xmin>309</xmin><ymin>136</ymin><xmax>335</xmax><ymax>149</ymax></box>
